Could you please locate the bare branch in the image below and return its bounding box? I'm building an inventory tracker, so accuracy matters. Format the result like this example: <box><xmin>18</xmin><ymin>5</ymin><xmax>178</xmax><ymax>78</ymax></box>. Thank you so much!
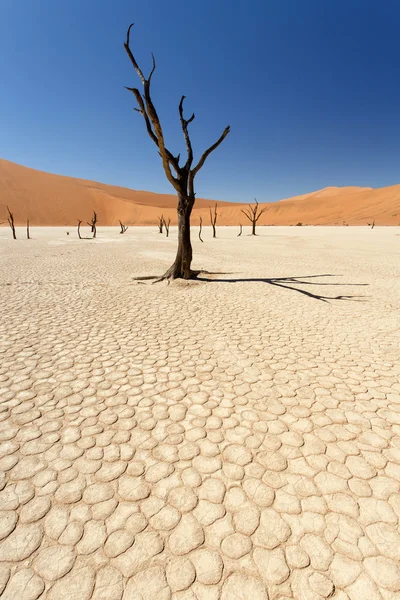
<box><xmin>179</xmin><ymin>95</ymin><xmax>195</xmax><ymax>169</ymax></box>
<box><xmin>124</xmin><ymin>24</ymin><xmax>146</xmax><ymax>84</ymax></box>
<box><xmin>191</xmin><ymin>125</ymin><xmax>230</xmax><ymax>178</ymax></box>
<box><xmin>124</xmin><ymin>24</ymin><xmax>180</xmax><ymax>188</ymax></box>
<box><xmin>241</xmin><ymin>208</ymin><xmax>253</xmax><ymax>222</ymax></box>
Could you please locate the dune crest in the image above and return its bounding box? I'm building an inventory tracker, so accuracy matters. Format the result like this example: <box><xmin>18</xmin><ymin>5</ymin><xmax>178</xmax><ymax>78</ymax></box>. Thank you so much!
<box><xmin>1</xmin><ymin>158</ymin><xmax>399</xmax><ymax>226</ymax></box>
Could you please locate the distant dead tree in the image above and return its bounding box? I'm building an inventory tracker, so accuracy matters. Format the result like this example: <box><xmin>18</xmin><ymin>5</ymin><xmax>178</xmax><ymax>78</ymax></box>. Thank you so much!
<box><xmin>209</xmin><ymin>203</ymin><xmax>218</xmax><ymax>238</ymax></box>
<box><xmin>237</xmin><ymin>224</ymin><xmax>242</xmax><ymax>237</ymax></box>
<box><xmin>7</xmin><ymin>206</ymin><xmax>16</xmax><ymax>239</ymax></box>
<box><xmin>241</xmin><ymin>199</ymin><xmax>267</xmax><ymax>235</ymax></box>
<box><xmin>87</xmin><ymin>211</ymin><xmax>98</xmax><ymax>238</ymax></box>
<box><xmin>124</xmin><ymin>24</ymin><xmax>230</xmax><ymax>279</ymax></box>
<box><xmin>119</xmin><ymin>220</ymin><xmax>128</xmax><ymax>234</ymax></box>
<box><xmin>164</xmin><ymin>217</ymin><xmax>171</xmax><ymax>237</ymax></box>
<box><xmin>199</xmin><ymin>216</ymin><xmax>204</xmax><ymax>242</ymax></box>
<box><xmin>26</xmin><ymin>219</ymin><xmax>31</xmax><ymax>239</ymax></box>
<box><xmin>371</xmin><ymin>220</ymin><xmax>375</xmax><ymax>229</ymax></box>
<box><xmin>158</xmin><ymin>215</ymin><xmax>164</xmax><ymax>233</ymax></box>
<box><xmin>77</xmin><ymin>220</ymin><xmax>82</xmax><ymax>239</ymax></box>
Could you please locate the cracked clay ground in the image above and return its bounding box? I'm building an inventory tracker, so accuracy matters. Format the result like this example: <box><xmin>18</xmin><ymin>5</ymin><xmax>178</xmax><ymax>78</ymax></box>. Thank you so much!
<box><xmin>0</xmin><ymin>225</ymin><xmax>399</xmax><ymax>600</ymax></box>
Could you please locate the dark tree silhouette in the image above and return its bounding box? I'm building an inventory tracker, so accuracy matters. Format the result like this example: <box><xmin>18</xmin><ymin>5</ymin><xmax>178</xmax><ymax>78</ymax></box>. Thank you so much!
<box><xmin>371</xmin><ymin>220</ymin><xmax>375</xmax><ymax>229</ymax></box>
<box><xmin>237</xmin><ymin>224</ymin><xmax>242</xmax><ymax>237</ymax></box>
<box><xmin>77</xmin><ymin>220</ymin><xmax>82</xmax><ymax>239</ymax></box>
<box><xmin>87</xmin><ymin>211</ymin><xmax>98</xmax><ymax>238</ymax></box>
<box><xmin>209</xmin><ymin>203</ymin><xmax>218</xmax><ymax>238</ymax></box>
<box><xmin>164</xmin><ymin>217</ymin><xmax>171</xmax><ymax>237</ymax></box>
<box><xmin>119</xmin><ymin>220</ymin><xmax>128</xmax><ymax>234</ymax></box>
<box><xmin>199</xmin><ymin>216</ymin><xmax>204</xmax><ymax>242</ymax></box>
<box><xmin>158</xmin><ymin>215</ymin><xmax>164</xmax><ymax>234</ymax></box>
<box><xmin>7</xmin><ymin>206</ymin><xmax>16</xmax><ymax>240</ymax></box>
<box><xmin>124</xmin><ymin>24</ymin><xmax>230</xmax><ymax>280</ymax></box>
<box><xmin>241</xmin><ymin>199</ymin><xmax>267</xmax><ymax>235</ymax></box>
<box><xmin>26</xmin><ymin>219</ymin><xmax>31</xmax><ymax>240</ymax></box>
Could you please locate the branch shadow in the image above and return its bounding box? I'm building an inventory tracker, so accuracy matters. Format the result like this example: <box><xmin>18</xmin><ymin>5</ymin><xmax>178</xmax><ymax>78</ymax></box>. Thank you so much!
<box><xmin>196</xmin><ymin>273</ymin><xmax>369</xmax><ymax>302</ymax></box>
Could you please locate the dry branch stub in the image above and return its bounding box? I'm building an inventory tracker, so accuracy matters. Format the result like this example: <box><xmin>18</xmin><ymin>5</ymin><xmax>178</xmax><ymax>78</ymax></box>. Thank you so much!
<box><xmin>7</xmin><ymin>206</ymin><xmax>16</xmax><ymax>240</ymax></box>
<box><xmin>87</xmin><ymin>211</ymin><xmax>98</xmax><ymax>238</ymax></box>
<box><xmin>119</xmin><ymin>220</ymin><xmax>128</xmax><ymax>234</ymax></box>
<box><xmin>209</xmin><ymin>203</ymin><xmax>218</xmax><ymax>238</ymax></box>
<box><xmin>164</xmin><ymin>217</ymin><xmax>171</xmax><ymax>237</ymax></box>
<box><xmin>199</xmin><ymin>216</ymin><xmax>204</xmax><ymax>242</ymax></box>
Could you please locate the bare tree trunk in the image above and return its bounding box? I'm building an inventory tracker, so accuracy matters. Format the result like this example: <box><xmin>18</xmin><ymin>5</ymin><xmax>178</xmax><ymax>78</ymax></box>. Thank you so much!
<box><xmin>158</xmin><ymin>216</ymin><xmax>164</xmax><ymax>233</ymax></box>
<box><xmin>77</xmin><ymin>220</ymin><xmax>82</xmax><ymax>239</ymax></box>
<box><xmin>252</xmin><ymin>221</ymin><xmax>256</xmax><ymax>235</ymax></box>
<box><xmin>371</xmin><ymin>220</ymin><xmax>375</xmax><ymax>229</ymax></box>
<box><xmin>199</xmin><ymin>216</ymin><xmax>204</xmax><ymax>242</ymax></box>
<box><xmin>26</xmin><ymin>219</ymin><xmax>31</xmax><ymax>239</ymax></box>
<box><xmin>238</xmin><ymin>224</ymin><xmax>242</xmax><ymax>237</ymax></box>
<box><xmin>161</xmin><ymin>195</ymin><xmax>194</xmax><ymax>279</ymax></box>
<box><xmin>209</xmin><ymin>203</ymin><xmax>217</xmax><ymax>238</ymax></box>
<box><xmin>7</xmin><ymin>206</ymin><xmax>16</xmax><ymax>240</ymax></box>
<box><xmin>164</xmin><ymin>217</ymin><xmax>171</xmax><ymax>237</ymax></box>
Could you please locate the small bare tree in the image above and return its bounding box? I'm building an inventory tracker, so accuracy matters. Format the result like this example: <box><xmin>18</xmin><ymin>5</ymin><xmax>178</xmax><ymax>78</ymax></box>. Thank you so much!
<box><xmin>237</xmin><ymin>224</ymin><xmax>242</xmax><ymax>237</ymax></box>
<box><xmin>199</xmin><ymin>216</ymin><xmax>204</xmax><ymax>242</ymax></box>
<box><xmin>26</xmin><ymin>219</ymin><xmax>31</xmax><ymax>239</ymax></box>
<box><xmin>124</xmin><ymin>24</ymin><xmax>230</xmax><ymax>279</ymax></box>
<box><xmin>7</xmin><ymin>206</ymin><xmax>16</xmax><ymax>240</ymax></box>
<box><xmin>371</xmin><ymin>220</ymin><xmax>375</xmax><ymax>229</ymax></box>
<box><xmin>164</xmin><ymin>217</ymin><xmax>171</xmax><ymax>237</ymax></box>
<box><xmin>241</xmin><ymin>199</ymin><xmax>267</xmax><ymax>235</ymax></box>
<box><xmin>119</xmin><ymin>220</ymin><xmax>128</xmax><ymax>234</ymax></box>
<box><xmin>87</xmin><ymin>211</ymin><xmax>98</xmax><ymax>238</ymax></box>
<box><xmin>209</xmin><ymin>203</ymin><xmax>218</xmax><ymax>238</ymax></box>
<box><xmin>77</xmin><ymin>220</ymin><xmax>82</xmax><ymax>239</ymax></box>
<box><xmin>158</xmin><ymin>215</ymin><xmax>164</xmax><ymax>234</ymax></box>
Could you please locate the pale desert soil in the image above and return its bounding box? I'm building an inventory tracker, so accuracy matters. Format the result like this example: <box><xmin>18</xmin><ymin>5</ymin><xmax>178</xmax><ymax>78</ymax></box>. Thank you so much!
<box><xmin>0</xmin><ymin>226</ymin><xmax>399</xmax><ymax>599</ymax></box>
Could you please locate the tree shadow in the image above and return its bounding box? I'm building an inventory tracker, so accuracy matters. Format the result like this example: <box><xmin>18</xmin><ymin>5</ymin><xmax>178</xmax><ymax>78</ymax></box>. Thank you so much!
<box><xmin>196</xmin><ymin>273</ymin><xmax>369</xmax><ymax>302</ymax></box>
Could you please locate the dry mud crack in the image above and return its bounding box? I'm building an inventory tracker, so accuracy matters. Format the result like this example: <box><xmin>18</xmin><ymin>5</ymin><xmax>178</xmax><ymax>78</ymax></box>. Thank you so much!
<box><xmin>0</xmin><ymin>226</ymin><xmax>399</xmax><ymax>599</ymax></box>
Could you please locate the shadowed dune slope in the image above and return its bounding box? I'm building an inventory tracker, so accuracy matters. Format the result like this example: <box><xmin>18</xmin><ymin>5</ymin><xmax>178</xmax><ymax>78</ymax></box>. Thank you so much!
<box><xmin>1</xmin><ymin>158</ymin><xmax>399</xmax><ymax>226</ymax></box>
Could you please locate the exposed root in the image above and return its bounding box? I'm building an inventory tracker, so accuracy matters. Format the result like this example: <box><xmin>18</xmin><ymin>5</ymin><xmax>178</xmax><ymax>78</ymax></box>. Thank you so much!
<box><xmin>133</xmin><ymin>269</ymin><xmax>230</xmax><ymax>285</ymax></box>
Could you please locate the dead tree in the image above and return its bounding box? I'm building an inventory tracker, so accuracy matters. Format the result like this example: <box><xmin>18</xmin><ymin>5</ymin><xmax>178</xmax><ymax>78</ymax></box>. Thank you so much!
<box><xmin>199</xmin><ymin>216</ymin><xmax>204</xmax><ymax>242</ymax></box>
<box><xmin>209</xmin><ymin>203</ymin><xmax>218</xmax><ymax>238</ymax></box>
<box><xmin>371</xmin><ymin>220</ymin><xmax>375</xmax><ymax>229</ymax></box>
<box><xmin>77</xmin><ymin>220</ymin><xmax>82</xmax><ymax>239</ymax></box>
<box><xmin>158</xmin><ymin>216</ymin><xmax>164</xmax><ymax>233</ymax></box>
<box><xmin>124</xmin><ymin>24</ymin><xmax>230</xmax><ymax>280</ymax></box>
<box><xmin>7</xmin><ymin>206</ymin><xmax>16</xmax><ymax>240</ymax></box>
<box><xmin>237</xmin><ymin>224</ymin><xmax>242</xmax><ymax>237</ymax></box>
<box><xmin>26</xmin><ymin>219</ymin><xmax>31</xmax><ymax>239</ymax></box>
<box><xmin>87</xmin><ymin>211</ymin><xmax>98</xmax><ymax>238</ymax></box>
<box><xmin>241</xmin><ymin>199</ymin><xmax>267</xmax><ymax>235</ymax></box>
<box><xmin>119</xmin><ymin>220</ymin><xmax>128</xmax><ymax>234</ymax></box>
<box><xmin>164</xmin><ymin>217</ymin><xmax>171</xmax><ymax>237</ymax></box>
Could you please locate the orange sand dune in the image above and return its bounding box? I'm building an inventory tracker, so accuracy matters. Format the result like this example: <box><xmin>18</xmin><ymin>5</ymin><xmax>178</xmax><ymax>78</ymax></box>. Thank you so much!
<box><xmin>1</xmin><ymin>158</ymin><xmax>399</xmax><ymax>226</ymax></box>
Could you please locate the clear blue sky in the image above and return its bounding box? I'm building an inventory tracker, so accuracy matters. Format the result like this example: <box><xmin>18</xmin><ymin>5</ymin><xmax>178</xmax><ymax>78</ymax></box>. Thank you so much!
<box><xmin>1</xmin><ymin>0</ymin><xmax>399</xmax><ymax>202</ymax></box>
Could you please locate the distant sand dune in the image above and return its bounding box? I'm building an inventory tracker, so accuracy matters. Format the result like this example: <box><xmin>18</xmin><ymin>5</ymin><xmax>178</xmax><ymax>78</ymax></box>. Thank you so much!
<box><xmin>1</xmin><ymin>158</ymin><xmax>399</xmax><ymax>226</ymax></box>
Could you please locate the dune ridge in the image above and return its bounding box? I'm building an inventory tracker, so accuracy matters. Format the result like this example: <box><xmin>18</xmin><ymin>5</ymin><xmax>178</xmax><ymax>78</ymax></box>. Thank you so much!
<box><xmin>1</xmin><ymin>158</ymin><xmax>399</xmax><ymax>226</ymax></box>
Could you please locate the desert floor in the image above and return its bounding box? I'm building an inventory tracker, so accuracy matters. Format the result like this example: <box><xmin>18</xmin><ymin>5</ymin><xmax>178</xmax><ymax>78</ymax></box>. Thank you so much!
<box><xmin>0</xmin><ymin>225</ymin><xmax>399</xmax><ymax>600</ymax></box>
